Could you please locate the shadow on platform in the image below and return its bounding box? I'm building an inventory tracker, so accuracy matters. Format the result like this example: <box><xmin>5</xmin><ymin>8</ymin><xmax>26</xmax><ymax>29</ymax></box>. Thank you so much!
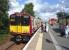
<box><xmin>60</xmin><ymin>45</ymin><xmax>69</xmax><ymax>50</ymax></box>
<box><xmin>53</xmin><ymin>28</ymin><xmax>61</xmax><ymax>33</ymax></box>
<box><xmin>45</xmin><ymin>39</ymin><xmax>53</xmax><ymax>44</ymax></box>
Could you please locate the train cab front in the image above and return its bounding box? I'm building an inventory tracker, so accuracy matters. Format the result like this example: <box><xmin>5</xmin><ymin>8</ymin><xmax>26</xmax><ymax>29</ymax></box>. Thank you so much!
<box><xmin>9</xmin><ymin>13</ymin><xmax>32</xmax><ymax>42</ymax></box>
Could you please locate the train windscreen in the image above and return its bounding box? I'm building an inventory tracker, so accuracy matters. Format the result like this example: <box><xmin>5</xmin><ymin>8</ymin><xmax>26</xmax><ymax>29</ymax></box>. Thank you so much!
<box><xmin>21</xmin><ymin>16</ymin><xmax>30</xmax><ymax>26</ymax></box>
<box><xmin>10</xmin><ymin>15</ymin><xmax>20</xmax><ymax>25</ymax></box>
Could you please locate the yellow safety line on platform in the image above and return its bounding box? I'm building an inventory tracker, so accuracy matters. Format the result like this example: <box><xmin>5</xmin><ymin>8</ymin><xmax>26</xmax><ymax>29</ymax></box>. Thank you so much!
<box><xmin>35</xmin><ymin>33</ymin><xmax>43</xmax><ymax>50</ymax></box>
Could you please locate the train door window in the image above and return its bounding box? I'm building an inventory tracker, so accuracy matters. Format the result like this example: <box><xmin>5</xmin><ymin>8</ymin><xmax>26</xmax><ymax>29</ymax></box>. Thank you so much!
<box><xmin>15</xmin><ymin>16</ymin><xmax>20</xmax><ymax>25</ymax></box>
<box><xmin>21</xmin><ymin>16</ymin><xmax>30</xmax><ymax>26</ymax></box>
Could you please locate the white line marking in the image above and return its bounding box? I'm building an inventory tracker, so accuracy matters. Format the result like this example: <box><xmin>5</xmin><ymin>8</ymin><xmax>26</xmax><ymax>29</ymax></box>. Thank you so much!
<box><xmin>35</xmin><ymin>33</ymin><xmax>43</xmax><ymax>50</ymax></box>
<box><xmin>49</xmin><ymin>29</ymin><xmax>62</xmax><ymax>50</ymax></box>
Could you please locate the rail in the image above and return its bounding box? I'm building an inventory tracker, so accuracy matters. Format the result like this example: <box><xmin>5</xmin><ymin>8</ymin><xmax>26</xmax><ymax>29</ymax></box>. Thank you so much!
<box><xmin>0</xmin><ymin>41</ymin><xmax>14</xmax><ymax>50</ymax></box>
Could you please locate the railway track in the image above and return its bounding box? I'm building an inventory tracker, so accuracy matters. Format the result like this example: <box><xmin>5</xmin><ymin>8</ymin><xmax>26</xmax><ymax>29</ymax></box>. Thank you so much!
<box><xmin>0</xmin><ymin>37</ymin><xmax>26</xmax><ymax>50</ymax></box>
<box><xmin>6</xmin><ymin>43</ymin><xmax>26</xmax><ymax>50</ymax></box>
<box><xmin>0</xmin><ymin>41</ymin><xmax>26</xmax><ymax>50</ymax></box>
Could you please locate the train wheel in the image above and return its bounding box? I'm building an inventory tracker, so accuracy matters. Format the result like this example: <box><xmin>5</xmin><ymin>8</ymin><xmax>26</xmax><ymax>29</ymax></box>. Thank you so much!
<box><xmin>22</xmin><ymin>36</ymin><xmax>30</xmax><ymax>43</ymax></box>
<box><xmin>15</xmin><ymin>35</ymin><xmax>22</xmax><ymax>43</ymax></box>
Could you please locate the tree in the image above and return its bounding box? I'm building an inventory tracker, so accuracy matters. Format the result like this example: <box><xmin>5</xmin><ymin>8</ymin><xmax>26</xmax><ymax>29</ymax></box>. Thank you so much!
<box><xmin>65</xmin><ymin>13</ymin><xmax>69</xmax><ymax>25</ymax></box>
<box><xmin>22</xmin><ymin>3</ymin><xmax>35</xmax><ymax>16</ymax></box>
<box><xmin>0</xmin><ymin>0</ymin><xmax>9</xmax><ymax>33</ymax></box>
<box><xmin>57</xmin><ymin>12</ymin><xmax>69</xmax><ymax>25</ymax></box>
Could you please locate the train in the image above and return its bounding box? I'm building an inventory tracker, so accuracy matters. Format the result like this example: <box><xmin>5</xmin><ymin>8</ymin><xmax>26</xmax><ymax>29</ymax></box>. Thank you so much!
<box><xmin>9</xmin><ymin>12</ymin><xmax>41</xmax><ymax>43</ymax></box>
<box><xmin>48</xmin><ymin>18</ymin><xmax>58</xmax><ymax>26</ymax></box>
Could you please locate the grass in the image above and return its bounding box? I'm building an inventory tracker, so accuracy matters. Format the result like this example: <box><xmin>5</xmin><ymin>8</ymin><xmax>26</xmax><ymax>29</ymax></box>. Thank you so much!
<box><xmin>0</xmin><ymin>33</ymin><xmax>10</xmax><ymax>45</ymax></box>
<box><xmin>0</xmin><ymin>34</ymin><xmax>8</xmax><ymax>44</ymax></box>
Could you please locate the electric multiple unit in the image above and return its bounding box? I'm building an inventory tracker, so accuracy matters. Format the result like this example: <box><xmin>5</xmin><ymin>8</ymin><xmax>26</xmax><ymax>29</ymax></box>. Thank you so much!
<box><xmin>9</xmin><ymin>12</ymin><xmax>41</xmax><ymax>43</ymax></box>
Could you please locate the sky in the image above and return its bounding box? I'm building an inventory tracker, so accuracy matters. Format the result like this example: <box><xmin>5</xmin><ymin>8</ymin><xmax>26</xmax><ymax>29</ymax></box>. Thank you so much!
<box><xmin>8</xmin><ymin>0</ymin><xmax>69</xmax><ymax>21</ymax></box>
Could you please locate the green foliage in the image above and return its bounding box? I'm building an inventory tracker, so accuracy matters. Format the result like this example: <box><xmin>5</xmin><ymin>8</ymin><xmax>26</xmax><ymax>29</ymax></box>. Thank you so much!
<box><xmin>22</xmin><ymin>3</ymin><xmax>35</xmax><ymax>16</ymax></box>
<box><xmin>56</xmin><ymin>12</ymin><xmax>69</xmax><ymax>25</ymax></box>
<box><xmin>0</xmin><ymin>0</ymin><xmax>9</xmax><ymax>34</ymax></box>
<box><xmin>57</xmin><ymin>12</ymin><xmax>67</xmax><ymax>18</ymax></box>
<box><xmin>37</xmin><ymin>17</ymin><xmax>41</xmax><ymax>20</ymax></box>
<box><xmin>0</xmin><ymin>33</ymin><xmax>9</xmax><ymax>44</ymax></box>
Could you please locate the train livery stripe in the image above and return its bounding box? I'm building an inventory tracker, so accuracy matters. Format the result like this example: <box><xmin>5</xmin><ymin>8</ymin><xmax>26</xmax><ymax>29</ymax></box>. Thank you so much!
<box><xmin>30</xmin><ymin>16</ymin><xmax>32</xmax><ymax>36</ymax></box>
<box><xmin>22</xmin><ymin>26</ymin><xmax>30</xmax><ymax>33</ymax></box>
<box><xmin>10</xmin><ymin>25</ymin><xmax>17</xmax><ymax>33</ymax></box>
<box><xmin>10</xmin><ymin>25</ymin><xmax>30</xmax><ymax>34</ymax></box>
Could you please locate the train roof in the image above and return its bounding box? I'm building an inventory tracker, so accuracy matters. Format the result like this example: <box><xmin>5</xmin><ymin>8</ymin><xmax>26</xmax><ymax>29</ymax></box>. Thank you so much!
<box><xmin>10</xmin><ymin>12</ymin><xmax>32</xmax><ymax>17</ymax></box>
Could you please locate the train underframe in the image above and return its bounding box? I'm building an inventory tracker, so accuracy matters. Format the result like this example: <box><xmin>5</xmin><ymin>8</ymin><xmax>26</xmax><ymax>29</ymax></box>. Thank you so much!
<box><xmin>11</xmin><ymin>32</ymin><xmax>32</xmax><ymax>43</ymax></box>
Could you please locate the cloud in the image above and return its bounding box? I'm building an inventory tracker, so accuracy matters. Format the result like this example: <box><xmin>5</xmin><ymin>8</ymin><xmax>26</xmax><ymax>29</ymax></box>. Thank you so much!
<box><xmin>38</xmin><ymin>12</ymin><xmax>57</xmax><ymax>21</ymax></box>
<box><xmin>63</xmin><ymin>0</ymin><xmax>69</xmax><ymax>13</ymax></box>
<box><xmin>25</xmin><ymin>0</ymin><xmax>44</xmax><ymax>12</ymax></box>
<box><xmin>8</xmin><ymin>0</ymin><xmax>58</xmax><ymax>21</ymax></box>
<box><xmin>25</xmin><ymin>0</ymin><xmax>58</xmax><ymax>13</ymax></box>
<box><xmin>64</xmin><ymin>0</ymin><xmax>69</xmax><ymax>8</ymax></box>
<box><xmin>9</xmin><ymin>0</ymin><xmax>69</xmax><ymax>21</ymax></box>
<box><xmin>58</xmin><ymin>0</ymin><xmax>69</xmax><ymax>12</ymax></box>
<box><xmin>8</xmin><ymin>0</ymin><xmax>24</xmax><ymax>15</ymax></box>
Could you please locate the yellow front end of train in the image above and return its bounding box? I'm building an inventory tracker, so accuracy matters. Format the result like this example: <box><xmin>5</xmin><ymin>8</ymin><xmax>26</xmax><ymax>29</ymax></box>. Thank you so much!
<box><xmin>9</xmin><ymin>13</ymin><xmax>32</xmax><ymax>42</ymax></box>
<box><xmin>10</xmin><ymin>25</ymin><xmax>30</xmax><ymax>35</ymax></box>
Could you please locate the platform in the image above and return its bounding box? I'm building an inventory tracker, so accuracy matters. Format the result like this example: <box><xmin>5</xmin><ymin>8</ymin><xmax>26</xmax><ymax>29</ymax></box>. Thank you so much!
<box><xmin>23</xmin><ymin>26</ymin><xmax>69</xmax><ymax>50</ymax></box>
